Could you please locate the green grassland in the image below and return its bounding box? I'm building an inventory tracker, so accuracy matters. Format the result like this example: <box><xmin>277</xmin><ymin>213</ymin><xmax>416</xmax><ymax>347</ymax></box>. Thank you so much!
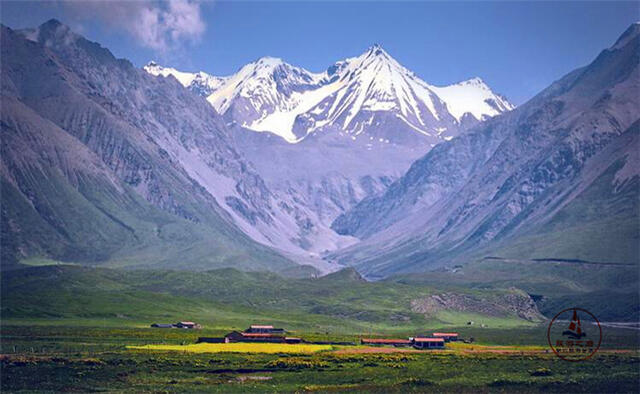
<box><xmin>1</xmin><ymin>324</ymin><xmax>638</xmax><ymax>393</ymax></box>
<box><xmin>2</xmin><ymin>265</ymin><xmax>543</xmax><ymax>334</ymax></box>
<box><xmin>2</xmin><ymin>264</ymin><xmax>639</xmax><ymax>392</ymax></box>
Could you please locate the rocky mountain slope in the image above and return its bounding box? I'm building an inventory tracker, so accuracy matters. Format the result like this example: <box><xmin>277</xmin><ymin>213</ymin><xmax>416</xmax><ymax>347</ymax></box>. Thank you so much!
<box><xmin>331</xmin><ymin>23</ymin><xmax>640</xmax><ymax>277</ymax></box>
<box><xmin>410</xmin><ymin>289</ymin><xmax>543</xmax><ymax>322</ymax></box>
<box><xmin>1</xmin><ymin>20</ymin><xmax>339</xmax><ymax>274</ymax></box>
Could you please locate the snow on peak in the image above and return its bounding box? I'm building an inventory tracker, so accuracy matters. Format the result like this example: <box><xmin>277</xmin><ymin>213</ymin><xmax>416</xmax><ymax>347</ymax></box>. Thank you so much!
<box><xmin>430</xmin><ymin>77</ymin><xmax>515</xmax><ymax>121</ymax></box>
<box><xmin>311</xmin><ymin>44</ymin><xmax>446</xmax><ymax>133</ymax></box>
<box><xmin>254</xmin><ymin>56</ymin><xmax>285</xmax><ymax>67</ymax></box>
<box><xmin>144</xmin><ymin>61</ymin><xmax>226</xmax><ymax>96</ymax></box>
<box><xmin>365</xmin><ymin>43</ymin><xmax>389</xmax><ymax>57</ymax></box>
<box><xmin>205</xmin><ymin>57</ymin><xmax>324</xmax><ymax>142</ymax></box>
<box><xmin>143</xmin><ymin>46</ymin><xmax>514</xmax><ymax>144</ymax></box>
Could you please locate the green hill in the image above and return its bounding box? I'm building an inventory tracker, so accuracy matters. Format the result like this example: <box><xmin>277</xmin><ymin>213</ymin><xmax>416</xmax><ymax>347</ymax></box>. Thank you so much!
<box><xmin>2</xmin><ymin>265</ymin><xmax>546</xmax><ymax>334</ymax></box>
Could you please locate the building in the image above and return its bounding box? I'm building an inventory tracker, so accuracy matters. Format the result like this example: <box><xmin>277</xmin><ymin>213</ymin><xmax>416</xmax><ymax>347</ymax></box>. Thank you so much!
<box><xmin>224</xmin><ymin>331</ymin><xmax>284</xmax><ymax>343</ymax></box>
<box><xmin>245</xmin><ymin>325</ymin><xmax>285</xmax><ymax>334</ymax></box>
<box><xmin>432</xmin><ymin>332</ymin><xmax>459</xmax><ymax>342</ymax></box>
<box><xmin>150</xmin><ymin>323</ymin><xmax>174</xmax><ymax>328</ymax></box>
<box><xmin>412</xmin><ymin>337</ymin><xmax>445</xmax><ymax>349</ymax></box>
<box><xmin>361</xmin><ymin>338</ymin><xmax>412</xmax><ymax>347</ymax></box>
<box><xmin>175</xmin><ymin>321</ymin><xmax>201</xmax><ymax>329</ymax></box>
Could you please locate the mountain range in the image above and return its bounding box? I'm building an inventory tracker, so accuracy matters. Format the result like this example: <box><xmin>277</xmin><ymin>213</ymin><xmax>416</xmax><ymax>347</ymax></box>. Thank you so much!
<box><xmin>145</xmin><ymin>45</ymin><xmax>513</xmax><ymax>145</ymax></box>
<box><xmin>145</xmin><ymin>45</ymin><xmax>514</xmax><ymax>257</ymax></box>
<box><xmin>1</xmin><ymin>19</ymin><xmax>638</xmax><ymax>289</ymax></box>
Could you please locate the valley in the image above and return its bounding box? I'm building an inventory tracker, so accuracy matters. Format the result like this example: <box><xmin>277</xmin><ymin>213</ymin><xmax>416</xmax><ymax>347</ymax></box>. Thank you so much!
<box><xmin>2</xmin><ymin>264</ymin><xmax>639</xmax><ymax>392</ymax></box>
<box><xmin>0</xmin><ymin>9</ymin><xmax>638</xmax><ymax>393</ymax></box>
<box><xmin>2</xmin><ymin>324</ymin><xmax>637</xmax><ymax>393</ymax></box>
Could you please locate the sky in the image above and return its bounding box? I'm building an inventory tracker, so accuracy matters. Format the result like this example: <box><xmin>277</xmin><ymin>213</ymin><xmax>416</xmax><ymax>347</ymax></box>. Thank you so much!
<box><xmin>1</xmin><ymin>1</ymin><xmax>638</xmax><ymax>104</ymax></box>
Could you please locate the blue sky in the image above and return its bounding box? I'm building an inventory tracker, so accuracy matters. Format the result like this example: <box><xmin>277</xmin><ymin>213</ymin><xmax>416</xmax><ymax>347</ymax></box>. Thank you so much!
<box><xmin>2</xmin><ymin>1</ymin><xmax>637</xmax><ymax>104</ymax></box>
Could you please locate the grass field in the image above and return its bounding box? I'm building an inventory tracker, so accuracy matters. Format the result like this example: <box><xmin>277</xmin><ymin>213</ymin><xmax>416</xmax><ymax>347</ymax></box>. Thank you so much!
<box><xmin>1</xmin><ymin>324</ymin><xmax>639</xmax><ymax>393</ymax></box>
<box><xmin>2</xmin><ymin>264</ymin><xmax>638</xmax><ymax>392</ymax></box>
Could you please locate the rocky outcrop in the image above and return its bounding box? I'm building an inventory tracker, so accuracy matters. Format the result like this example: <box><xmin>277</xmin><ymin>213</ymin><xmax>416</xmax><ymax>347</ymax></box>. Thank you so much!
<box><xmin>410</xmin><ymin>289</ymin><xmax>544</xmax><ymax>322</ymax></box>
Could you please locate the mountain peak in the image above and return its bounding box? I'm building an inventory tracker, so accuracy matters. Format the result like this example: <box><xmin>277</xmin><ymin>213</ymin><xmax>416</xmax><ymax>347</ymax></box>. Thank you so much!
<box><xmin>41</xmin><ymin>18</ymin><xmax>64</xmax><ymax>29</ymax></box>
<box><xmin>37</xmin><ymin>18</ymin><xmax>74</xmax><ymax>39</ymax></box>
<box><xmin>41</xmin><ymin>18</ymin><xmax>62</xmax><ymax>26</ymax></box>
<box><xmin>363</xmin><ymin>43</ymin><xmax>392</xmax><ymax>60</ymax></box>
<box><xmin>458</xmin><ymin>77</ymin><xmax>490</xmax><ymax>89</ymax></box>
<box><xmin>253</xmin><ymin>56</ymin><xmax>286</xmax><ymax>68</ymax></box>
<box><xmin>144</xmin><ymin>61</ymin><xmax>226</xmax><ymax>97</ymax></box>
<box><xmin>611</xmin><ymin>22</ymin><xmax>640</xmax><ymax>50</ymax></box>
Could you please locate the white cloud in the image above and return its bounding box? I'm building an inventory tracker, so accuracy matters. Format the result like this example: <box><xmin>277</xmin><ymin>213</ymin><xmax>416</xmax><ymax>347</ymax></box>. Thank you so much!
<box><xmin>64</xmin><ymin>0</ymin><xmax>206</xmax><ymax>52</ymax></box>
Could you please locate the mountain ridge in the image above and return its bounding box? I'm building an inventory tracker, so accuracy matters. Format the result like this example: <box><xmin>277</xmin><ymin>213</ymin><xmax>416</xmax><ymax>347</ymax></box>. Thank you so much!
<box><xmin>1</xmin><ymin>19</ymin><xmax>334</xmax><ymax>274</ymax></box>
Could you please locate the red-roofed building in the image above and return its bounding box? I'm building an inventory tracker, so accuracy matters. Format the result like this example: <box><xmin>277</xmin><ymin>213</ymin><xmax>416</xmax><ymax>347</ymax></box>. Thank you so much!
<box><xmin>412</xmin><ymin>337</ymin><xmax>445</xmax><ymax>349</ymax></box>
<box><xmin>432</xmin><ymin>332</ymin><xmax>459</xmax><ymax>342</ymax></box>
<box><xmin>225</xmin><ymin>331</ymin><xmax>285</xmax><ymax>343</ymax></box>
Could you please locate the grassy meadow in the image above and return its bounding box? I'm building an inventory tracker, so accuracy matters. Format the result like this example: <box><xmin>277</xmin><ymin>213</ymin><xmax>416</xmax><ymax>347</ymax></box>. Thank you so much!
<box><xmin>2</xmin><ymin>264</ymin><xmax>639</xmax><ymax>392</ymax></box>
<box><xmin>1</xmin><ymin>323</ymin><xmax>638</xmax><ymax>393</ymax></box>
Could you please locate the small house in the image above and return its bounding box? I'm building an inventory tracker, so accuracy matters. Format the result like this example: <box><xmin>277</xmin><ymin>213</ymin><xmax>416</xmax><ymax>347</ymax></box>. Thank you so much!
<box><xmin>432</xmin><ymin>332</ymin><xmax>459</xmax><ymax>342</ymax></box>
<box><xmin>176</xmin><ymin>321</ymin><xmax>201</xmax><ymax>329</ymax></box>
<box><xmin>412</xmin><ymin>337</ymin><xmax>445</xmax><ymax>349</ymax></box>
<box><xmin>151</xmin><ymin>323</ymin><xmax>174</xmax><ymax>328</ymax></box>
<box><xmin>284</xmin><ymin>337</ymin><xmax>302</xmax><ymax>344</ymax></box>
<box><xmin>361</xmin><ymin>338</ymin><xmax>412</xmax><ymax>347</ymax></box>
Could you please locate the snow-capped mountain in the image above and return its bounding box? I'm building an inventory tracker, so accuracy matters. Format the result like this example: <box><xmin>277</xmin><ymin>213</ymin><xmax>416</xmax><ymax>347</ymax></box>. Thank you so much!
<box><xmin>141</xmin><ymin>46</ymin><xmax>514</xmax><ymax>258</ymax></box>
<box><xmin>207</xmin><ymin>57</ymin><xmax>323</xmax><ymax>142</ymax></box>
<box><xmin>147</xmin><ymin>45</ymin><xmax>514</xmax><ymax>144</ymax></box>
<box><xmin>331</xmin><ymin>23</ymin><xmax>640</xmax><ymax>277</ymax></box>
<box><xmin>288</xmin><ymin>45</ymin><xmax>513</xmax><ymax>145</ymax></box>
<box><xmin>144</xmin><ymin>61</ymin><xmax>226</xmax><ymax>97</ymax></box>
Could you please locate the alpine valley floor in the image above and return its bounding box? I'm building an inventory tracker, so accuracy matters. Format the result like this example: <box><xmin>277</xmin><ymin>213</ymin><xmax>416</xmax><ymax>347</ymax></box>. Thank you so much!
<box><xmin>1</xmin><ymin>264</ymin><xmax>639</xmax><ymax>392</ymax></box>
<box><xmin>1</xmin><ymin>323</ymin><xmax>638</xmax><ymax>393</ymax></box>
